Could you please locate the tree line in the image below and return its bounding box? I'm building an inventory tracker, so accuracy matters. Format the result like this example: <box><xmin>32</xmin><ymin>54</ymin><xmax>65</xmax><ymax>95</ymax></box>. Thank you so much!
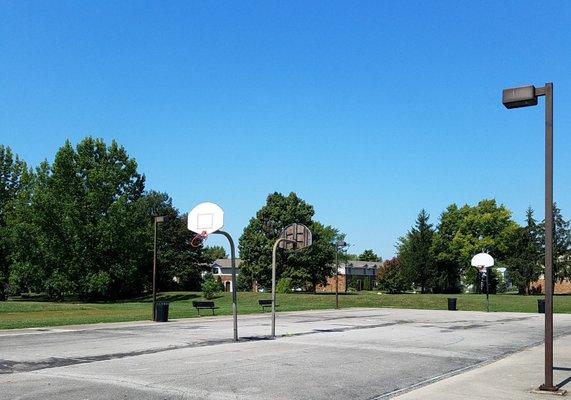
<box><xmin>380</xmin><ymin>200</ymin><xmax>571</xmax><ymax>295</ymax></box>
<box><xmin>0</xmin><ymin>139</ymin><xmax>226</xmax><ymax>300</ymax></box>
<box><xmin>0</xmin><ymin>139</ymin><xmax>347</xmax><ymax>300</ymax></box>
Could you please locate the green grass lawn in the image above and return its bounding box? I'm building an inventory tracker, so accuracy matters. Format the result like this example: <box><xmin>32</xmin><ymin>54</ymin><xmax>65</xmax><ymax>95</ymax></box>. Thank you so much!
<box><xmin>1</xmin><ymin>291</ymin><xmax>570</xmax><ymax>330</ymax></box>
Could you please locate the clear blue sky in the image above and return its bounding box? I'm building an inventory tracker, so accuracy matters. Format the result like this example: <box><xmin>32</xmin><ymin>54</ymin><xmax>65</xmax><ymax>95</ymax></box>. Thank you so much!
<box><xmin>1</xmin><ymin>1</ymin><xmax>570</xmax><ymax>258</ymax></box>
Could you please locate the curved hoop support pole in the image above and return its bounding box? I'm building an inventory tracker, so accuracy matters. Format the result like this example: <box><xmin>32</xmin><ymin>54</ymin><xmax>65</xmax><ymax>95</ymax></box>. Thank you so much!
<box><xmin>212</xmin><ymin>230</ymin><xmax>238</xmax><ymax>342</ymax></box>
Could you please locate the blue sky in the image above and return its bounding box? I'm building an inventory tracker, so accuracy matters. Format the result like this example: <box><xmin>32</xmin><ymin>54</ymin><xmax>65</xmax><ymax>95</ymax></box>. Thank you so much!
<box><xmin>1</xmin><ymin>1</ymin><xmax>570</xmax><ymax>258</ymax></box>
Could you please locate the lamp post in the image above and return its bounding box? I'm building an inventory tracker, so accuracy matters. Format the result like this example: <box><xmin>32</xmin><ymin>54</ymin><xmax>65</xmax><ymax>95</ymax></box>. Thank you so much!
<box><xmin>152</xmin><ymin>215</ymin><xmax>167</xmax><ymax>321</ymax></box>
<box><xmin>335</xmin><ymin>240</ymin><xmax>348</xmax><ymax>309</ymax></box>
<box><xmin>502</xmin><ymin>83</ymin><xmax>557</xmax><ymax>392</ymax></box>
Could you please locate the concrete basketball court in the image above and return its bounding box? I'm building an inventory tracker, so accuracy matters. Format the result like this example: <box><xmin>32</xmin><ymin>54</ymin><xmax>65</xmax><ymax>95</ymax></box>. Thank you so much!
<box><xmin>2</xmin><ymin>308</ymin><xmax>571</xmax><ymax>399</ymax></box>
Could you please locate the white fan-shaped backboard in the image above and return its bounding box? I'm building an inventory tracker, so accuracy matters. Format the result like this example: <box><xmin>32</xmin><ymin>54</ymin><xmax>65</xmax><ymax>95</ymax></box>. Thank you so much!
<box><xmin>187</xmin><ymin>202</ymin><xmax>224</xmax><ymax>234</ymax></box>
<box><xmin>471</xmin><ymin>252</ymin><xmax>494</xmax><ymax>268</ymax></box>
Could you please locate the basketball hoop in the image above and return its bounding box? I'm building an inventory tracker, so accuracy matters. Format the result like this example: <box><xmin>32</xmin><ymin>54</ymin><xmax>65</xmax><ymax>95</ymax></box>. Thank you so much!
<box><xmin>475</xmin><ymin>265</ymin><xmax>487</xmax><ymax>274</ymax></box>
<box><xmin>471</xmin><ymin>252</ymin><xmax>494</xmax><ymax>273</ymax></box>
<box><xmin>278</xmin><ymin>223</ymin><xmax>312</xmax><ymax>250</ymax></box>
<box><xmin>190</xmin><ymin>231</ymin><xmax>208</xmax><ymax>248</ymax></box>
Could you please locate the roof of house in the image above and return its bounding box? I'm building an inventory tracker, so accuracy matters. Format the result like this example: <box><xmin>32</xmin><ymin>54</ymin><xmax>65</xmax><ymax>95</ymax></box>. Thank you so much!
<box><xmin>212</xmin><ymin>258</ymin><xmax>243</xmax><ymax>268</ymax></box>
<box><xmin>338</xmin><ymin>260</ymin><xmax>381</xmax><ymax>275</ymax></box>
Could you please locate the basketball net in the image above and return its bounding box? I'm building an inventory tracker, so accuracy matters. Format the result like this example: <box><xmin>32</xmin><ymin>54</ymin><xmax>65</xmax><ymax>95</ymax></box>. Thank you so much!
<box><xmin>190</xmin><ymin>231</ymin><xmax>208</xmax><ymax>248</ymax></box>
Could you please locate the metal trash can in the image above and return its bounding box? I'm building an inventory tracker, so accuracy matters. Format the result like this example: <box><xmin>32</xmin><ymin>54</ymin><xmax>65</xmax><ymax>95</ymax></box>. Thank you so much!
<box><xmin>538</xmin><ymin>299</ymin><xmax>545</xmax><ymax>314</ymax></box>
<box><xmin>154</xmin><ymin>301</ymin><xmax>169</xmax><ymax>322</ymax></box>
<box><xmin>447</xmin><ymin>297</ymin><xmax>457</xmax><ymax>311</ymax></box>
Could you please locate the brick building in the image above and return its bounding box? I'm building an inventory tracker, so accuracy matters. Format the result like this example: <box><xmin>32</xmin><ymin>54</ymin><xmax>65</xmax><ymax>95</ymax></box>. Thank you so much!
<box><xmin>530</xmin><ymin>277</ymin><xmax>571</xmax><ymax>295</ymax></box>
<box><xmin>316</xmin><ymin>261</ymin><xmax>381</xmax><ymax>292</ymax></box>
<box><xmin>210</xmin><ymin>258</ymin><xmax>242</xmax><ymax>292</ymax></box>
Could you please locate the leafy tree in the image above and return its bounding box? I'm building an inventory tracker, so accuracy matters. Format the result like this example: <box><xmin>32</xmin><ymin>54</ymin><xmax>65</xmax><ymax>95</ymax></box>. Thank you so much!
<box><xmin>377</xmin><ymin>257</ymin><xmax>410</xmax><ymax>293</ymax></box>
<box><xmin>432</xmin><ymin>200</ymin><xmax>519</xmax><ymax>293</ymax></box>
<box><xmin>539</xmin><ymin>204</ymin><xmax>571</xmax><ymax>291</ymax></box>
<box><xmin>506</xmin><ymin>208</ymin><xmax>542</xmax><ymax>294</ymax></box>
<box><xmin>201</xmin><ymin>272</ymin><xmax>223</xmax><ymax>300</ymax></box>
<box><xmin>398</xmin><ymin>210</ymin><xmax>435</xmax><ymax>293</ymax></box>
<box><xmin>142</xmin><ymin>193</ymin><xmax>206</xmax><ymax>292</ymax></box>
<box><xmin>238</xmin><ymin>192</ymin><xmax>336</xmax><ymax>290</ymax></box>
<box><xmin>0</xmin><ymin>145</ymin><xmax>27</xmax><ymax>300</ymax></box>
<box><xmin>358</xmin><ymin>249</ymin><xmax>381</xmax><ymax>262</ymax></box>
<box><xmin>9</xmin><ymin>138</ymin><xmax>148</xmax><ymax>299</ymax></box>
<box><xmin>282</xmin><ymin>221</ymin><xmax>337</xmax><ymax>290</ymax></box>
<box><xmin>203</xmin><ymin>246</ymin><xmax>228</xmax><ymax>263</ymax></box>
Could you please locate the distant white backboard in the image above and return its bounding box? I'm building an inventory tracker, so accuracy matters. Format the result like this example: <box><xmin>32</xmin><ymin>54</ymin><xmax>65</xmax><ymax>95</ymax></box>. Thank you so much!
<box><xmin>188</xmin><ymin>202</ymin><xmax>224</xmax><ymax>234</ymax></box>
<box><xmin>471</xmin><ymin>252</ymin><xmax>494</xmax><ymax>268</ymax></box>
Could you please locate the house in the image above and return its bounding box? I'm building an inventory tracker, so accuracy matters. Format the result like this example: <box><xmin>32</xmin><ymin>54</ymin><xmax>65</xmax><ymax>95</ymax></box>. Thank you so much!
<box><xmin>529</xmin><ymin>255</ymin><xmax>571</xmax><ymax>294</ymax></box>
<box><xmin>210</xmin><ymin>258</ymin><xmax>242</xmax><ymax>292</ymax></box>
<box><xmin>315</xmin><ymin>261</ymin><xmax>381</xmax><ymax>293</ymax></box>
<box><xmin>530</xmin><ymin>277</ymin><xmax>571</xmax><ymax>295</ymax></box>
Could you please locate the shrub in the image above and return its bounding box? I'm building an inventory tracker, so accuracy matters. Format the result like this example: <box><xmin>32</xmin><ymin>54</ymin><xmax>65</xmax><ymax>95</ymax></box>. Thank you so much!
<box><xmin>276</xmin><ymin>277</ymin><xmax>293</xmax><ymax>293</ymax></box>
<box><xmin>201</xmin><ymin>272</ymin><xmax>223</xmax><ymax>299</ymax></box>
<box><xmin>377</xmin><ymin>257</ymin><xmax>410</xmax><ymax>294</ymax></box>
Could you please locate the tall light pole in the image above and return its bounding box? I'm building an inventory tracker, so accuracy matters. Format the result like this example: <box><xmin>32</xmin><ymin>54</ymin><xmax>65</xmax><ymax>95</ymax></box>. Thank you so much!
<box><xmin>335</xmin><ymin>240</ymin><xmax>348</xmax><ymax>310</ymax></box>
<box><xmin>152</xmin><ymin>215</ymin><xmax>168</xmax><ymax>321</ymax></box>
<box><xmin>502</xmin><ymin>83</ymin><xmax>556</xmax><ymax>392</ymax></box>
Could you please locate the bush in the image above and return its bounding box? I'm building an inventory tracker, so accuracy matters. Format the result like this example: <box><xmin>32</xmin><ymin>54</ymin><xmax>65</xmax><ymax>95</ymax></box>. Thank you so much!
<box><xmin>201</xmin><ymin>272</ymin><xmax>223</xmax><ymax>300</ymax></box>
<box><xmin>347</xmin><ymin>277</ymin><xmax>359</xmax><ymax>291</ymax></box>
<box><xmin>276</xmin><ymin>277</ymin><xmax>293</xmax><ymax>293</ymax></box>
<box><xmin>377</xmin><ymin>258</ymin><xmax>410</xmax><ymax>294</ymax></box>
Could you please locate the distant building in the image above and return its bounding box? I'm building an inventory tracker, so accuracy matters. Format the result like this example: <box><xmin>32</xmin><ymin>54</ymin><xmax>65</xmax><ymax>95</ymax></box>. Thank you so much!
<box><xmin>529</xmin><ymin>255</ymin><xmax>571</xmax><ymax>294</ymax></box>
<box><xmin>315</xmin><ymin>261</ymin><xmax>381</xmax><ymax>293</ymax></box>
<box><xmin>210</xmin><ymin>258</ymin><xmax>242</xmax><ymax>292</ymax></box>
<box><xmin>530</xmin><ymin>277</ymin><xmax>571</xmax><ymax>295</ymax></box>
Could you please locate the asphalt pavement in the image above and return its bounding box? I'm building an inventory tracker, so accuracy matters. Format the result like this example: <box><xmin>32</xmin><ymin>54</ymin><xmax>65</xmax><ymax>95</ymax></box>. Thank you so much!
<box><xmin>2</xmin><ymin>308</ymin><xmax>571</xmax><ymax>399</ymax></box>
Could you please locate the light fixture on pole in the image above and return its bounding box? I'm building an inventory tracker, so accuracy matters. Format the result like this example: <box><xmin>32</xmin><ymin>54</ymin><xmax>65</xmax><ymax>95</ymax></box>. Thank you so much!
<box><xmin>502</xmin><ymin>83</ymin><xmax>559</xmax><ymax>393</ymax></box>
<box><xmin>152</xmin><ymin>215</ymin><xmax>168</xmax><ymax>322</ymax></box>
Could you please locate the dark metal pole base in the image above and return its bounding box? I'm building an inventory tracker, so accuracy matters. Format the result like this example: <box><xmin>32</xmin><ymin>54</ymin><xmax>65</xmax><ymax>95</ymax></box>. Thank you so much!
<box><xmin>532</xmin><ymin>386</ymin><xmax>566</xmax><ymax>396</ymax></box>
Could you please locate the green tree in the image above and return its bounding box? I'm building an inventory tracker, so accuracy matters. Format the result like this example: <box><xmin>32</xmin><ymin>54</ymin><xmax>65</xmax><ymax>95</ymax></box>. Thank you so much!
<box><xmin>141</xmin><ymin>193</ymin><xmax>205</xmax><ymax>292</ymax></box>
<box><xmin>506</xmin><ymin>208</ymin><xmax>542</xmax><ymax>294</ymax></box>
<box><xmin>398</xmin><ymin>210</ymin><xmax>435</xmax><ymax>293</ymax></box>
<box><xmin>238</xmin><ymin>192</ymin><xmax>336</xmax><ymax>290</ymax></box>
<box><xmin>203</xmin><ymin>246</ymin><xmax>228</xmax><ymax>263</ymax></box>
<box><xmin>377</xmin><ymin>257</ymin><xmax>410</xmax><ymax>293</ymax></box>
<box><xmin>0</xmin><ymin>145</ymin><xmax>27</xmax><ymax>300</ymax></box>
<box><xmin>9</xmin><ymin>138</ymin><xmax>148</xmax><ymax>299</ymax></box>
<box><xmin>358</xmin><ymin>249</ymin><xmax>381</xmax><ymax>262</ymax></box>
<box><xmin>282</xmin><ymin>222</ymin><xmax>337</xmax><ymax>290</ymax></box>
<box><xmin>432</xmin><ymin>200</ymin><xmax>519</xmax><ymax>293</ymax></box>
<box><xmin>539</xmin><ymin>204</ymin><xmax>571</xmax><ymax>291</ymax></box>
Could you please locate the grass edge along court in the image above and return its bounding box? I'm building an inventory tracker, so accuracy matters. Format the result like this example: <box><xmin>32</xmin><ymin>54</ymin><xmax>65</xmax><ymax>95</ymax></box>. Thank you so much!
<box><xmin>2</xmin><ymin>291</ymin><xmax>571</xmax><ymax>330</ymax></box>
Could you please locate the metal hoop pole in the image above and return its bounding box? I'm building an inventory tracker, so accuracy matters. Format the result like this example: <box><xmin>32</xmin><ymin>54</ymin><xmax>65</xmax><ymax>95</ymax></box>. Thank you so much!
<box><xmin>213</xmin><ymin>230</ymin><xmax>238</xmax><ymax>342</ymax></box>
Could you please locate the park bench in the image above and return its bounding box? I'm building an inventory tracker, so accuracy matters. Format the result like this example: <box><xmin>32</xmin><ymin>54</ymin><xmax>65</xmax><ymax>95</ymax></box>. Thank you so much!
<box><xmin>192</xmin><ymin>301</ymin><xmax>218</xmax><ymax>316</ymax></box>
<box><xmin>258</xmin><ymin>299</ymin><xmax>278</xmax><ymax>312</ymax></box>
